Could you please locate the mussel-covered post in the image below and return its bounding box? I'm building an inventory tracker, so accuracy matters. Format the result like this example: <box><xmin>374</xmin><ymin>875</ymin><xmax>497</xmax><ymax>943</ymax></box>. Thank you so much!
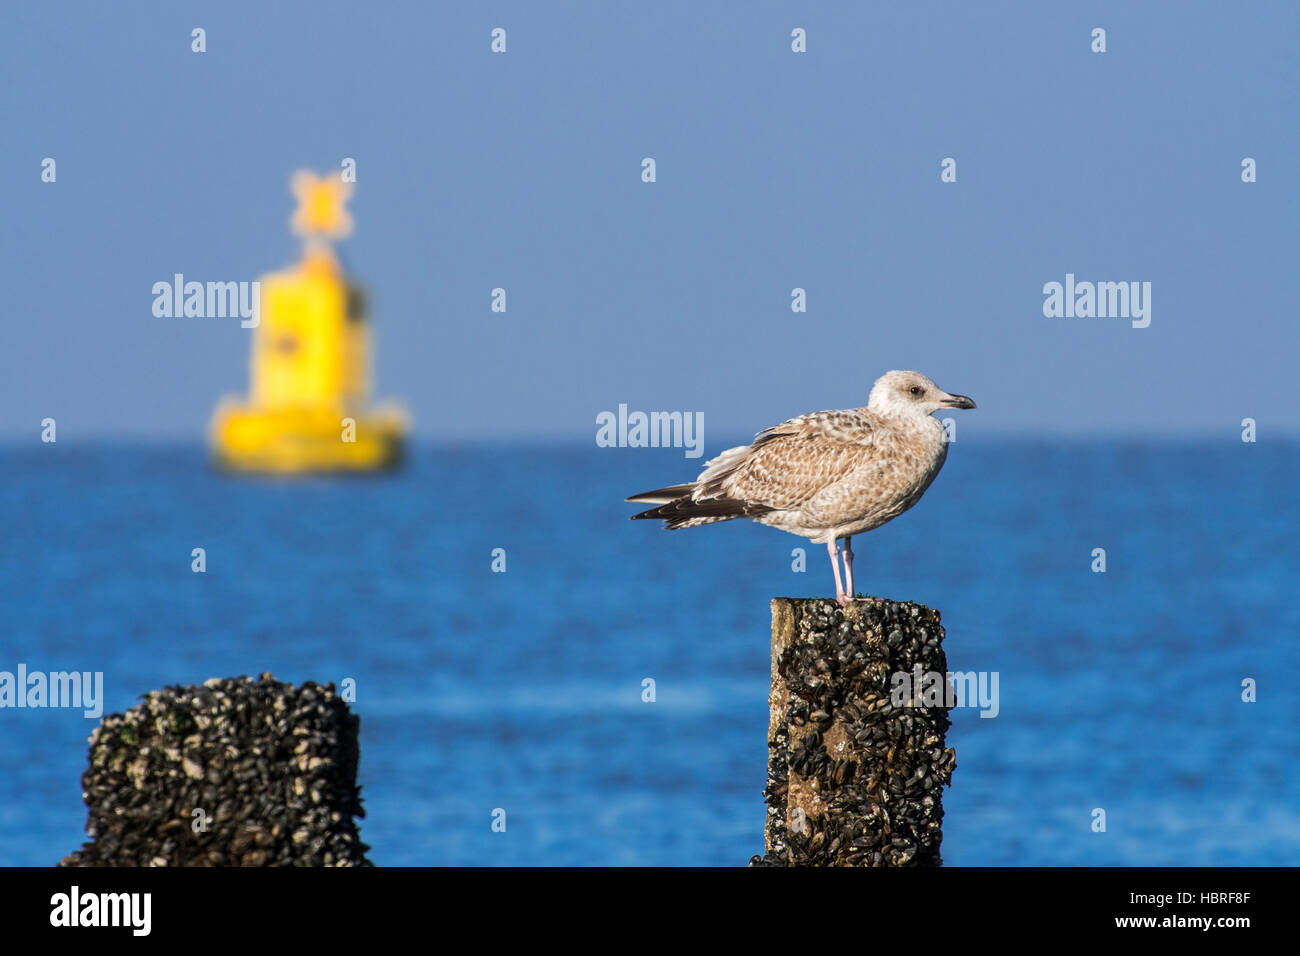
<box><xmin>60</xmin><ymin>673</ymin><xmax>370</xmax><ymax>867</ymax></box>
<box><xmin>752</xmin><ymin>598</ymin><xmax>956</xmax><ymax>867</ymax></box>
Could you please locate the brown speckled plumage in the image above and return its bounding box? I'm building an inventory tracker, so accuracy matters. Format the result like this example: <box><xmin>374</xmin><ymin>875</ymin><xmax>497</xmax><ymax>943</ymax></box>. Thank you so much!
<box><xmin>628</xmin><ymin>371</ymin><xmax>975</xmax><ymax>600</ymax></box>
<box><xmin>636</xmin><ymin>407</ymin><xmax>946</xmax><ymax>542</ymax></box>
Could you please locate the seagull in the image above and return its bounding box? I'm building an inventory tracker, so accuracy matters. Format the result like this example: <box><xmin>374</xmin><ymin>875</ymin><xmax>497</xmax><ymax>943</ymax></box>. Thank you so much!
<box><xmin>627</xmin><ymin>371</ymin><xmax>975</xmax><ymax>605</ymax></box>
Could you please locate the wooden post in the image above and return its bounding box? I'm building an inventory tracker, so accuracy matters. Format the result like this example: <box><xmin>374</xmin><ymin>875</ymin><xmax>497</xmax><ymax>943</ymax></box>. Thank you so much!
<box><xmin>60</xmin><ymin>673</ymin><xmax>370</xmax><ymax>867</ymax></box>
<box><xmin>751</xmin><ymin>598</ymin><xmax>956</xmax><ymax>867</ymax></box>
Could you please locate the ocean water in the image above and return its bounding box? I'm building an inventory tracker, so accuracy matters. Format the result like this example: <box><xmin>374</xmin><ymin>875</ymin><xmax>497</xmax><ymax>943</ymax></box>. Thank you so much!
<box><xmin>2</xmin><ymin>439</ymin><xmax>1297</xmax><ymax>866</ymax></box>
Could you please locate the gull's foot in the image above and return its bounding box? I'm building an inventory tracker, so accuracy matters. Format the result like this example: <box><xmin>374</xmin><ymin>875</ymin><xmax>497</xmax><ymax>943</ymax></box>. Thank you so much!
<box><xmin>853</xmin><ymin>595</ymin><xmax>885</xmax><ymax>604</ymax></box>
<box><xmin>835</xmin><ymin>591</ymin><xmax>851</xmax><ymax>607</ymax></box>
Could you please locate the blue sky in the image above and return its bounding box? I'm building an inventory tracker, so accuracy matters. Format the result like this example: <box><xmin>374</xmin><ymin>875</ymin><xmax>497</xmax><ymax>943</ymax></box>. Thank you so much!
<box><xmin>2</xmin><ymin>1</ymin><xmax>1297</xmax><ymax>439</ymax></box>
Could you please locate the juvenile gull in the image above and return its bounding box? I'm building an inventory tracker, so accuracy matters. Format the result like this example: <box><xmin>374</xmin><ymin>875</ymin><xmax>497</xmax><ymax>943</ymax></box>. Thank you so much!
<box><xmin>627</xmin><ymin>370</ymin><xmax>975</xmax><ymax>605</ymax></box>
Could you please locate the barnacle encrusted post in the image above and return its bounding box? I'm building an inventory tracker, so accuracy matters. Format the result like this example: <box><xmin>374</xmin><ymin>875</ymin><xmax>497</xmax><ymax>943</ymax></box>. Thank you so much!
<box><xmin>59</xmin><ymin>673</ymin><xmax>370</xmax><ymax>867</ymax></box>
<box><xmin>752</xmin><ymin>598</ymin><xmax>956</xmax><ymax>866</ymax></box>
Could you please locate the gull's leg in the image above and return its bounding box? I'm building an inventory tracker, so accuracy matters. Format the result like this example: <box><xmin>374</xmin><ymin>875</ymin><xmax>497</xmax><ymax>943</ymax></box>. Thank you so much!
<box><xmin>842</xmin><ymin>536</ymin><xmax>884</xmax><ymax>603</ymax></box>
<box><xmin>827</xmin><ymin>540</ymin><xmax>848</xmax><ymax>606</ymax></box>
<box><xmin>842</xmin><ymin>536</ymin><xmax>855</xmax><ymax>599</ymax></box>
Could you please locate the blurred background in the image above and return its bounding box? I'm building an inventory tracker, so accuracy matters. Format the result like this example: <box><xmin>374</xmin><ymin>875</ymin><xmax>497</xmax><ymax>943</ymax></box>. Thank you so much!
<box><xmin>2</xmin><ymin>1</ymin><xmax>1298</xmax><ymax>865</ymax></box>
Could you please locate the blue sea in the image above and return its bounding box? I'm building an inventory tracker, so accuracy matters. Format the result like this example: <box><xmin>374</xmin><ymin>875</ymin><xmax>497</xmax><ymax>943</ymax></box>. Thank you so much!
<box><xmin>2</xmin><ymin>439</ymin><xmax>1298</xmax><ymax>866</ymax></box>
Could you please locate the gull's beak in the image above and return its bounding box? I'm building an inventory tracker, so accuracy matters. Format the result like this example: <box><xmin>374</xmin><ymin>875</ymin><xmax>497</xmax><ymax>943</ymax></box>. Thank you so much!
<box><xmin>940</xmin><ymin>393</ymin><xmax>976</xmax><ymax>410</ymax></box>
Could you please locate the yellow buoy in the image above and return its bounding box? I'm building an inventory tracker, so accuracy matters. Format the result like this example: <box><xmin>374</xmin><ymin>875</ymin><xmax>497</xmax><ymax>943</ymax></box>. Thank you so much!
<box><xmin>210</xmin><ymin>171</ymin><xmax>408</xmax><ymax>474</ymax></box>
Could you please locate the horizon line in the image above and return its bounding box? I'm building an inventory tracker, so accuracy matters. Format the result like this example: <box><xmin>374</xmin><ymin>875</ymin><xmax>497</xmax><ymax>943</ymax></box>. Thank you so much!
<box><xmin>0</xmin><ymin>430</ymin><xmax>1290</xmax><ymax>446</ymax></box>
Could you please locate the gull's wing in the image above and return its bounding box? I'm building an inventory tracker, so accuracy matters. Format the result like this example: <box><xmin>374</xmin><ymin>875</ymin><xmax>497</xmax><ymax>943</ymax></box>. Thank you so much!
<box><xmin>697</xmin><ymin>408</ymin><xmax>881</xmax><ymax>509</ymax></box>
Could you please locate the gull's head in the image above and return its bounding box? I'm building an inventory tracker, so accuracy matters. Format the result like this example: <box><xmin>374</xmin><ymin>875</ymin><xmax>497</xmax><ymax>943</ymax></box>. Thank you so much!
<box><xmin>868</xmin><ymin>370</ymin><xmax>977</xmax><ymax>418</ymax></box>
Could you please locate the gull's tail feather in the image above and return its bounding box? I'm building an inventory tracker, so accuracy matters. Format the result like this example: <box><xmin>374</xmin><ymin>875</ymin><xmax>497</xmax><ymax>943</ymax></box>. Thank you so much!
<box><xmin>626</xmin><ymin>483</ymin><xmax>696</xmax><ymax>505</ymax></box>
<box><xmin>629</xmin><ymin>492</ymin><xmax>773</xmax><ymax>528</ymax></box>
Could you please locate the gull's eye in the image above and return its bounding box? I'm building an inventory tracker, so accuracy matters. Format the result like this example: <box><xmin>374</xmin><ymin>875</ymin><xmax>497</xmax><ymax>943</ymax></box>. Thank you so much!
<box><xmin>909</xmin><ymin>385</ymin><xmax>924</xmax><ymax>397</ymax></box>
